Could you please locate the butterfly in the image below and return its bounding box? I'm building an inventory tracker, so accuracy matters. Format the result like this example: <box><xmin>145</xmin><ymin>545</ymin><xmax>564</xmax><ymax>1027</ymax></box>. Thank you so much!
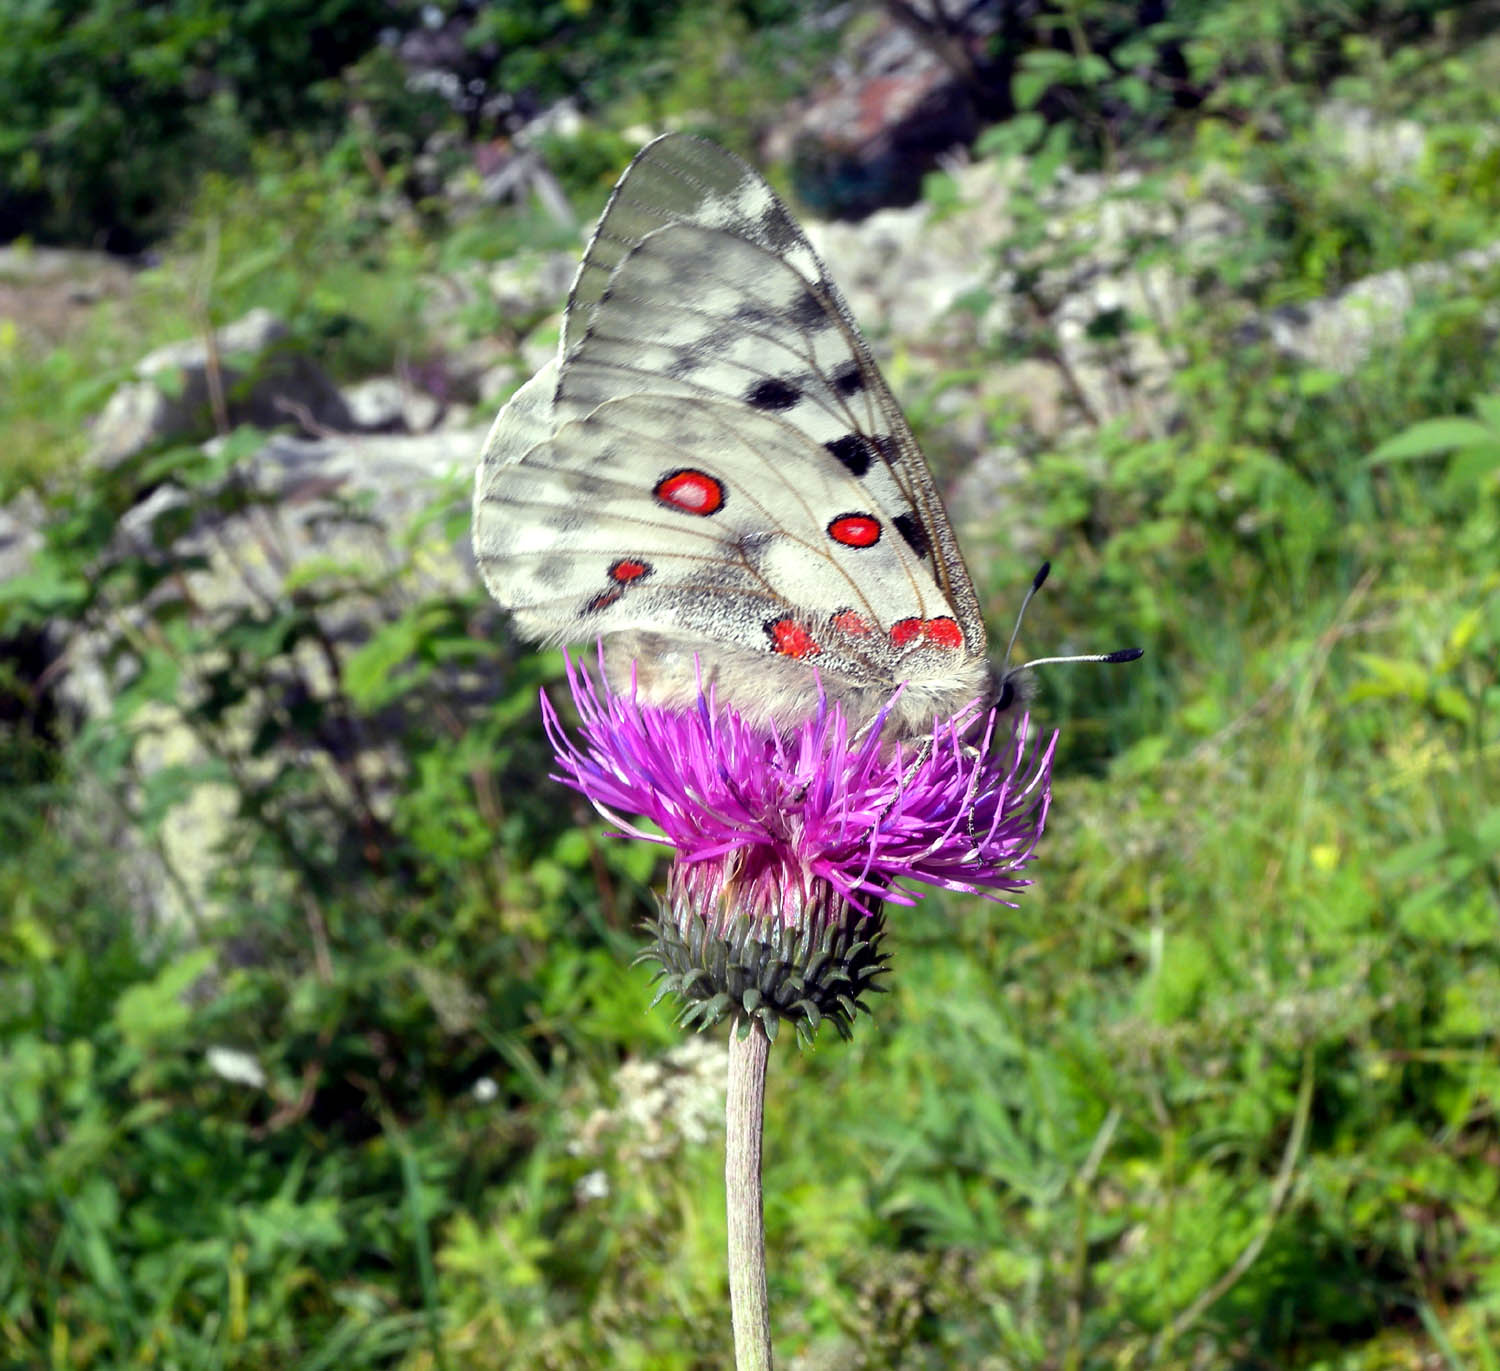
<box><xmin>473</xmin><ymin>134</ymin><xmax>1127</xmax><ymax>737</ymax></box>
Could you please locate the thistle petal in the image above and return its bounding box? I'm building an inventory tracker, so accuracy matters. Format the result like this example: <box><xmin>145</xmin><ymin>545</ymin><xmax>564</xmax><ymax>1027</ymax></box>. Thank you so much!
<box><xmin>540</xmin><ymin>650</ymin><xmax>1055</xmax><ymax>1040</ymax></box>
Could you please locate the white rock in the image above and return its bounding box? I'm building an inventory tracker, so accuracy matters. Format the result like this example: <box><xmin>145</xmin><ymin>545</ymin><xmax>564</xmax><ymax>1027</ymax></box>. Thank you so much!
<box><xmin>88</xmin><ymin>308</ymin><xmax>352</xmax><ymax>467</ymax></box>
<box><xmin>341</xmin><ymin>376</ymin><xmax>408</xmax><ymax>430</ymax></box>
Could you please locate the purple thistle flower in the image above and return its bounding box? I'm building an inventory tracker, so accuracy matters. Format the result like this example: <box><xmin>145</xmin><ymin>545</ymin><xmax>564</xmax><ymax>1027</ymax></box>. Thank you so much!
<box><xmin>540</xmin><ymin>650</ymin><xmax>1057</xmax><ymax>1041</ymax></box>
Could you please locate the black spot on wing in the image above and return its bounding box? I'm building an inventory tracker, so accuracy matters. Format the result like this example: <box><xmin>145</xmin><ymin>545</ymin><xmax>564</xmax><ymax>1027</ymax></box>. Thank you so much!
<box><xmin>665</xmin><ymin>350</ymin><xmax>705</xmax><ymax>381</ymax></box>
<box><xmin>824</xmin><ymin>433</ymin><xmax>874</xmax><ymax>477</ymax></box>
<box><xmin>832</xmin><ymin>361</ymin><xmax>864</xmax><ymax>396</ymax></box>
<box><xmin>568</xmin><ymin>472</ymin><xmax>609</xmax><ymax>496</ymax></box>
<box><xmin>791</xmin><ymin>289</ymin><xmax>832</xmax><ymax>333</ymax></box>
<box><xmin>893</xmin><ymin>511</ymin><xmax>930</xmax><ymax>559</ymax></box>
<box><xmin>757</xmin><ymin>206</ymin><xmax>801</xmax><ymax>252</ymax></box>
<box><xmin>733</xmin><ymin>302</ymin><xmax>774</xmax><ymax>328</ymax></box>
<box><xmin>745</xmin><ymin>376</ymin><xmax>802</xmax><ymax>411</ymax></box>
<box><xmin>666</xmin><ymin>324</ymin><xmax>737</xmax><ymax>378</ymax></box>
<box><xmin>536</xmin><ymin>558</ymin><xmax>572</xmax><ymax>589</ymax></box>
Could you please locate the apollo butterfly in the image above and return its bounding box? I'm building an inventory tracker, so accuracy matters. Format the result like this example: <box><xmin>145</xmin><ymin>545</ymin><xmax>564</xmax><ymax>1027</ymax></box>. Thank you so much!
<box><xmin>473</xmin><ymin>134</ymin><xmax>1065</xmax><ymax>736</ymax></box>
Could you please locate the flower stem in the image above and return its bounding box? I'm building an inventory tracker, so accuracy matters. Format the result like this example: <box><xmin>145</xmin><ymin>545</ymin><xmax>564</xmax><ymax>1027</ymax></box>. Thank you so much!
<box><xmin>725</xmin><ymin>1019</ymin><xmax>773</xmax><ymax>1371</ymax></box>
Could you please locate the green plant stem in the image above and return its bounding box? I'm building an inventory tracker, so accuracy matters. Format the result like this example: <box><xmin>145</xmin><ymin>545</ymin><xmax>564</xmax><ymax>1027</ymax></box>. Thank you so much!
<box><xmin>726</xmin><ymin>1019</ymin><xmax>773</xmax><ymax>1371</ymax></box>
<box><xmin>1147</xmin><ymin>1048</ymin><xmax>1317</xmax><ymax>1363</ymax></box>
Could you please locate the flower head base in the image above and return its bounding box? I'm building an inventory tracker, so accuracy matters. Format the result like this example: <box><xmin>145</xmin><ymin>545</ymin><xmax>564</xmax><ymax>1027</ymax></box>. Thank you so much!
<box><xmin>542</xmin><ymin>652</ymin><xmax>1056</xmax><ymax>1043</ymax></box>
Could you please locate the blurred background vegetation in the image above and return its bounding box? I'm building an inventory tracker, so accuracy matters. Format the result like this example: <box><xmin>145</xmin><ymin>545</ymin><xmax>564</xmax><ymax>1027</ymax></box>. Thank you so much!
<box><xmin>3</xmin><ymin>1</ymin><xmax>1500</xmax><ymax>1367</ymax></box>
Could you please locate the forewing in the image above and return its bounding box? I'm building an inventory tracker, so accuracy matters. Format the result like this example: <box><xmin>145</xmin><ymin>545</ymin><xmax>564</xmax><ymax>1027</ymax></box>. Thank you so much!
<box><xmin>562</xmin><ymin>134</ymin><xmax>823</xmax><ymax>357</ymax></box>
<box><xmin>555</xmin><ymin>134</ymin><xmax>985</xmax><ymax>653</ymax></box>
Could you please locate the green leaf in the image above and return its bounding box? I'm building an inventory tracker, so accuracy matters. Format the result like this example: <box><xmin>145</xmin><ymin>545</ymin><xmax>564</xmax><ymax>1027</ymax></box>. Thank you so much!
<box><xmin>552</xmin><ymin>829</ymin><xmax>593</xmax><ymax>870</ymax></box>
<box><xmin>1472</xmin><ymin>806</ymin><xmax>1500</xmax><ymax>849</ymax></box>
<box><xmin>343</xmin><ymin>616</ymin><xmax>423</xmax><ymax>708</ymax></box>
<box><xmin>976</xmin><ymin>112</ymin><xmax>1044</xmax><ymax>158</ymax></box>
<box><xmin>1442</xmin><ymin>441</ymin><xmax>1500</xmax><ymax>494</ymax></box>
<box><xmin>282</xmin><ymin>554</ymin><xmax>375</xmax><ymax>593</ymax></box>
<box><xmin>113</xmin><ymin>949</ymin><xmax>215</xmax><ymax>1051</ymax></box>
<box><xmin>1431</xmin><ymin>685</ymin><xmax>1474</xmax><ymax>726</ymax></box>
<box><xmin>1148</xmin><ymin>932</ymin><xmax>1214</xmax><ymax>1023</ymax></box>
<box><xmin>1296</xmin><ymin>367</ymin><xmax>1342</xmax><ymax>398</ymax></box>
<box><xmin>1077</xmin><ymin>53</ymin><xmax>1113</xmax><ymax>85</ymax></box>
<box><xmin>214</xmin><ymin>241</ymin><xmax>290</xmax><ymax>292</ymax></box>
<box><xmin>1472</xmin><ymin>392</ymin><xmax>1500</xmax><ymax>430</ymax></box>
<box><xmin>1379</xmin><ymin>835</ymin><xmax>1447</xmax><ymax>882</ymax></box>
<box><xmin>0</xmin><ymin>562</ymin><xmax>88</xmax><ymax>616</ymax></box>
<box><xmin>1345</xmin><ymin>652</ymin><xmax>1431</xmax><ymax>702</ymax></box>
<box><xmin>1447</xmin><ymin>607</ymin><xmax>1484</xmax><ymax>656</ymax></box>
<box><xmin>1366</xmin><ymin>418</ymin><xmax>1495</xmax><ymax>463</ymax></box>
<box><xmin>1013</xmin><ymin>63</ymin><xmax>1058</xmax><ymax>112</ymax></box>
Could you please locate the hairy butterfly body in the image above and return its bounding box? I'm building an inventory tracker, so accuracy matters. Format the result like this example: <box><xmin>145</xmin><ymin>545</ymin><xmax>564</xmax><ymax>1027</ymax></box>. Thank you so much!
<box><xmin>473</xmin><ymin>134</ymin><xmax>991</xmax><ymax>735</ymax></box>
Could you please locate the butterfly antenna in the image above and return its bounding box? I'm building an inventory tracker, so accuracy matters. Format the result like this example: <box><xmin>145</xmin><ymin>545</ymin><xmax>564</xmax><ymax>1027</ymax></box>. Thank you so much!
<box><xmin>1013</xmin><ymin>647</ymin><xmax>1145</xmax><ymax>672</ymax></box>
<box><xmin>998</xmin><ymin>561</ymin><xmax>1144</xmax><ymax>706</ymax></box>
<box><xmin>1001</xmin><ymin>561</ymin><xmax>1051</xmax><ymax>676</ymax></box>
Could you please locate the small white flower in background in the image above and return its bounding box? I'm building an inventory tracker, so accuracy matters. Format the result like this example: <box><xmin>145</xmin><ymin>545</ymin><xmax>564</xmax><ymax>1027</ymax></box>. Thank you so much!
<box><xmin>574</xmin><ymin>1170</ymin><xmax>611</xmax><ymax>1204</ymax></box>
<box><xmin>206</xmin><ymin>1046</ymin><xmax>266</xmax><ymax>1089</ymax></box>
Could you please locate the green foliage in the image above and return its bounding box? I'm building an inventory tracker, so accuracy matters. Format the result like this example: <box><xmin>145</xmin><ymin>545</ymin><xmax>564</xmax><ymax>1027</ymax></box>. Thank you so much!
<box><xmin>0</xmin><ymin>0</ymin><xmax>843</xmax><ymax>250</ymax></box>
<box><xmin>463</xmin><ymin>0</ymin><xmax>838</xmax><ymax>116</ymax></box>
<box><xmin>0</xmin><ymin>136</ymin><xmax>437</xmax><ymax>493</ymax></box>
<box><xmin>0</xmin><ymin>425</ymin><xmax>663</xmax><ymax>1364</ymax></box>
<box><xmin>0</xmin><ymin>0</ymin><xmax>403</xmax><ymax>249</ymax></box>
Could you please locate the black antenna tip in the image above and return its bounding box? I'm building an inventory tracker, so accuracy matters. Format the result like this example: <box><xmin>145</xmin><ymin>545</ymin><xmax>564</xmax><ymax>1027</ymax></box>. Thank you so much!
<box><xmin>1105</xmin><ymin>647</ymin><xmax>1144</xmax><ymax>664</ymax></box>
<box><xmin>1032</xmin><ymin>561</ymin><xmax>1051</xmax><ymax>591</ymax></box>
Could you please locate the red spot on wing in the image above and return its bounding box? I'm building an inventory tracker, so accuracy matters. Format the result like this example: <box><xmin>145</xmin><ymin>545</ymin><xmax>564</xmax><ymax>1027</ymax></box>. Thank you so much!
<box><xmin>890</xmin><ymin>616</ymin><xmax>964</xmax><ymax>650</ymax></box>
<box><xmin>890</xmin><ymin>617</ymin><xmax>924</xmax><ymax>648</ymax></box>
<box><xmin>827</xmin><ymin>513</ymin><xmax>881</xmax><ymax>548</ymax></box>
<box><xmin>609</xmin><ymin>558</ymin><xmax>651</xmax><ymax>582</ymax></box>
<box><xmin>766</xmin><ymin>618</ymin><xmax>821</xmax><ymax>659</ymax></box>
<box><xmin>654</xmin><ymin>468</ymin><xmax>725</xmax><ymax>516</ymax></box>
<box><xmin>585</xmin><ymin>590</ymin><xmax>622</xmax><ymax>614</ymax></box>
<box><xmin>925</xmin><ymin>616</ymin><xmax>962</xmax><ymax>648</ymax></box>
<box><xmin>831</xmin><ymin>609</ymin><xmax>874</xmax><ymax>635</ymax></box>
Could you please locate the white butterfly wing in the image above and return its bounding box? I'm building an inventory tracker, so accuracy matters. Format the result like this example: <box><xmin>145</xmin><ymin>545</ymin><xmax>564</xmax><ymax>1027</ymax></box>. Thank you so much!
<box><xmin>473</xmin><ymin>134</ymin><xmax>988</xmax><ymax>725</ymax></box>
<box><xmin>557</xmin><ymin>135</ymin><xmax>984</xmax><ymax>648</ymax></box>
